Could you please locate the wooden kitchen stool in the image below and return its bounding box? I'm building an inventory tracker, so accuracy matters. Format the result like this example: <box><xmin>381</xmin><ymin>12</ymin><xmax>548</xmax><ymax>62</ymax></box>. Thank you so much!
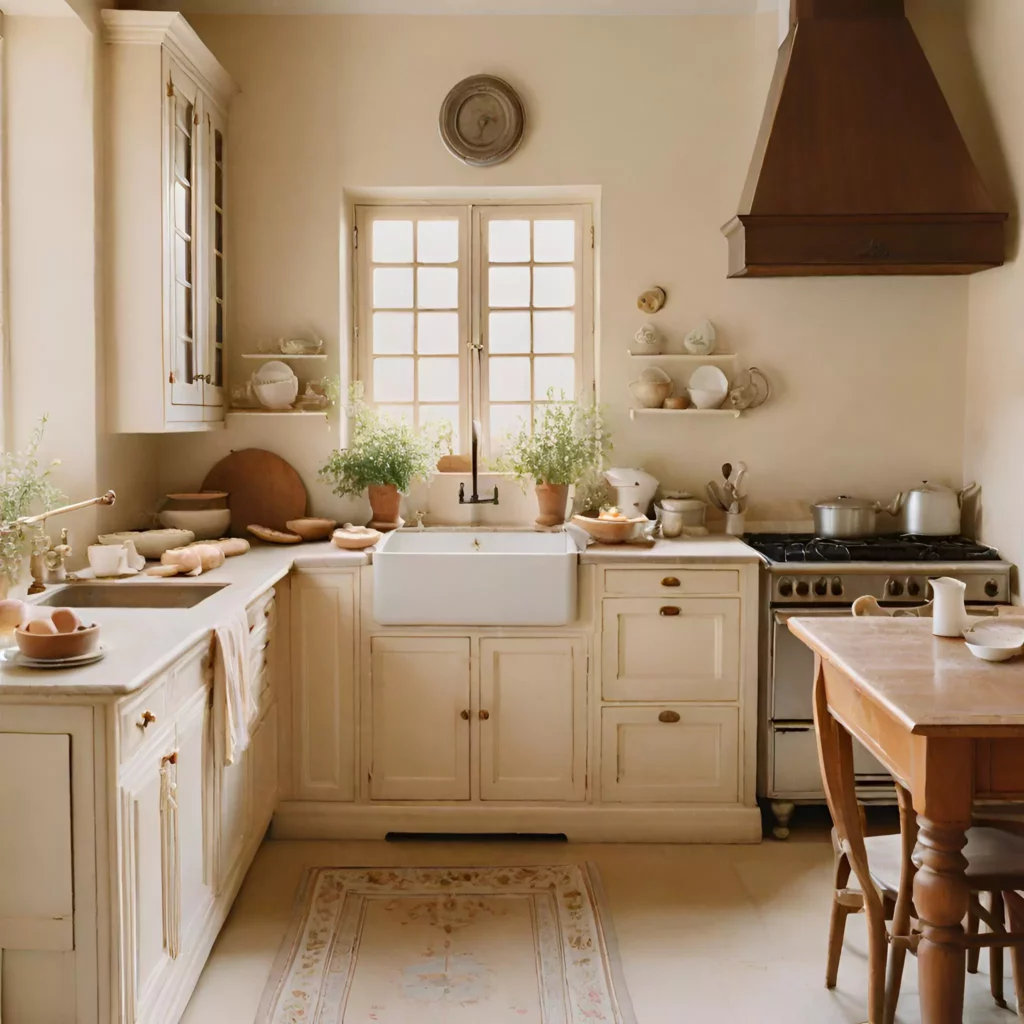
<box><xmin>813</xmin><ymin>659</ymin><xmax>1024</xmax><ymax>1023</ymax></box>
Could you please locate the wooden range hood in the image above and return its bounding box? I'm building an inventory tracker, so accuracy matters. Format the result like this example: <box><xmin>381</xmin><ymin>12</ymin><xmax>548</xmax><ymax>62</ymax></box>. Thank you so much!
<box><xmin>723</xmin><ymin>0</ymin><xmax>1007</xmax><ymax>278</ymax></box>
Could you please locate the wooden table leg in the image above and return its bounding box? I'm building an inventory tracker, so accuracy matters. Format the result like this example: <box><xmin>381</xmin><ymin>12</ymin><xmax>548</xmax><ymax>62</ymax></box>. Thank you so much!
<box><xmin>913</xmin><ymin>817</ymin><xmax>970</xmax><ymax>1023</ymax></box>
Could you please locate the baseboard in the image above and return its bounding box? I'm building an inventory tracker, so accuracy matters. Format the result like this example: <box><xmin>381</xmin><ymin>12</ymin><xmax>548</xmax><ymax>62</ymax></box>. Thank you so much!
<box><xmin>271</xmin><ymin>802</ymin><xmax>763</xmax><ymax>844</ymax></box>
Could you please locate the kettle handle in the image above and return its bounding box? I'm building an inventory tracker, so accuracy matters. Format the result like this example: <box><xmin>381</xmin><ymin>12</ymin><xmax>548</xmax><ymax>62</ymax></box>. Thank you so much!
<box><xmin>957</xmin><ymin>482</ymin><xmax>979</xmax><ymax>508</ymax></box>
<box><xmin>886</xmin><ymin>492</ymin><xmax>906</xmax><ymax>517</ymax></box>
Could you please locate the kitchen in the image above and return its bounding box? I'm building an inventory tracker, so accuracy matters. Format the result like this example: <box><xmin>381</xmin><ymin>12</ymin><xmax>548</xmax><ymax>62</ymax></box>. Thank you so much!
<box><xmin>2</xmin><ymin>0</ymin><xmax>1023</xmax><ymax>1022</ymax></box>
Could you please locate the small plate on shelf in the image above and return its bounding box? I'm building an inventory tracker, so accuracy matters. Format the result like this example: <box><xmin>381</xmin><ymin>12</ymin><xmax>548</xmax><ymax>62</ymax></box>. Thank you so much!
<box><xmin>2</xmin><ymin>644</ymin><xmax>110</xmax><ymax>670</ymax></box>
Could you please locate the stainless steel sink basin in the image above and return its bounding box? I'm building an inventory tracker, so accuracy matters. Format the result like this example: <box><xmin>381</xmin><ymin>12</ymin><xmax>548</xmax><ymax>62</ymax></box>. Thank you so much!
<box><xmin>37</xmin><ymin>582</ymin><xmax>229</xmax><ymax>609</ymax></box>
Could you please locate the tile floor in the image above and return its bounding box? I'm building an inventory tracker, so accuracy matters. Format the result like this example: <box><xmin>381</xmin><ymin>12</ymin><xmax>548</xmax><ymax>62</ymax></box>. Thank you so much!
<box><xmin>181</xmin><ymin>824</ymin><xmax>1016</xmax><ymax>1024</ymax></box>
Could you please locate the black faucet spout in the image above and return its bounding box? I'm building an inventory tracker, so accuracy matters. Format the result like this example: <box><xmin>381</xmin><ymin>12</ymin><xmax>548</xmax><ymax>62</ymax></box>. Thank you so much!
<box><xmin>458</xmin><ymin>419</ymin><xmax>499</xmax><ymax>506</ymax></box>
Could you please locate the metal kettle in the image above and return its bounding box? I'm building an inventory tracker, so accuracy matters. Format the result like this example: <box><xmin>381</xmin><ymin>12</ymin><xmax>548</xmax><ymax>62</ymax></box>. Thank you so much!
<box><xmin>891</xmin><ymin>481</ymin><xmax>979</xmax><ymax>537</ymax></box>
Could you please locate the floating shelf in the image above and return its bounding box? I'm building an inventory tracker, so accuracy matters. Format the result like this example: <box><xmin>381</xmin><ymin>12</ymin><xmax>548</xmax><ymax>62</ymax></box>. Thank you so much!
<box><xmin>240</xmin><ymin>352</ymin><xmax>327</xmax><ymax>360</ymax></box>
<box><xmin>226</xmin><ymin>409</ymin><xmax>329</xmax><ymax>420</ymax></box>
<box><xmin>627</xmin><ymin>351</ymin><xmax>737</xmax><ymax>361</ymax></box>
<box><xmin>629</xmin><ymin>407</ymin><xmax>741</xmax><ymax>420</ymax></box>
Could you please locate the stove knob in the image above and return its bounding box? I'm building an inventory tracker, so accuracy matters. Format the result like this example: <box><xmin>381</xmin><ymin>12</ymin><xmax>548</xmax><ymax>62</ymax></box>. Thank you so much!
<box><xmin>907</xmin><ymin>579</ymin><xmax>921</xmax><ymax>598</ymax></box>
<box><xmin>795</xmin><ymin>580</ymin><xmax>810</xmax><ymax>598</ymax></box>
<box><xmin>831</xmin><ymin>577</ymin><xmax>843</xmax><ymax>597</ymax></box>
<box><xmin>778</xmin><ymin>578</ymin><xmax>793</xmax><ymax>598</ymax></box>
<box><xmin>814</xmin><ymin>577</ymin><xmax>828</xmax><ymax>597</ymax></box>
<box><xmin>886</xmin><ymin>577</ymin><xmax>904</xmax><ymax>598</ymax></box>
<box><xmin>986</xmin><ymin>578</ymin><xmax>1000</xmax><ymax>599</ymax></box>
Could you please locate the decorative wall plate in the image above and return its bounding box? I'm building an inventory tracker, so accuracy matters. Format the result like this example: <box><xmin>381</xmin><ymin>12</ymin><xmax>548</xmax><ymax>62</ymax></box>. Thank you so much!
<box><xmin>439</xmin><ymin>75</ymin><xmax>525</xmax><ymax>167</ymax></box>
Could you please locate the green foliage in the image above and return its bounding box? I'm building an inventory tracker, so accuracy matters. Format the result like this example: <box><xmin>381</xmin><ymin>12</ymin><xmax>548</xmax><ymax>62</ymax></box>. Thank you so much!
<box><xmin>498</xmin><ymin>391</ymin><xmax>610</xmax><ymax>488</ymax></box>
<box><xmin>316</xmin><ymin>375</ymin><xmax>342</xmax><ymax>406</ymax></box>
<box><xmin>0</xmin><ymin>418</ymin><xmax>65</xmax><ymax>586</ymax></box>
<box><xmin>318</xmin><ymin>384</ymin><xmax>452</xmax><ymax>496</ymax></box>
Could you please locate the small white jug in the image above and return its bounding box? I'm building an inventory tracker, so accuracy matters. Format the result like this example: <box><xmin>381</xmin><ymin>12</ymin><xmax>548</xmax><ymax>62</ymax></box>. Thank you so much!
<box><xmin>930</xmin><ymin>576</ymin><xmax>969</xmax><ymax>637</ymax></box>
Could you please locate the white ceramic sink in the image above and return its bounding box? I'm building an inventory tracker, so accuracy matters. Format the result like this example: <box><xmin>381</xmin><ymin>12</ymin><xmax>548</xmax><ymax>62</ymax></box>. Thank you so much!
<box><xmin>373</xmin><ymin>529</ymin><xmax>579</xmax><ymax>626</ymax></box>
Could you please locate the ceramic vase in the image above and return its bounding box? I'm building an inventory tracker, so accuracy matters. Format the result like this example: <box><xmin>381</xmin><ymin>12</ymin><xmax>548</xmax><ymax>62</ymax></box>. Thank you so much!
<box><xmin>367</xmin><ymin>484</ymin><xmax>404</xmax><ymax>532</ymax></box>
<box><xmin>930</xmin><ymin>576</ymin><xmax>969</xmax><ymax>637</ymax></box>
<box><xmin>535</xmin><ymin>483</ymin><xmax>570</xmax><ymax>527</ymax></box>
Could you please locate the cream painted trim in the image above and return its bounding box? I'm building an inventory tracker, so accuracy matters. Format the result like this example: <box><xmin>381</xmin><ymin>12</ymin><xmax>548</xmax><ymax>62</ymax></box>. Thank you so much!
<box><xmin>101</xmin><ymin>10</ymin><xmax>235</xmax><ymax>109</ymax></box>
<box><xmin>0</xmin><ymin>30</ymin><xmax>8</xmax><ymax>450</ymax></box>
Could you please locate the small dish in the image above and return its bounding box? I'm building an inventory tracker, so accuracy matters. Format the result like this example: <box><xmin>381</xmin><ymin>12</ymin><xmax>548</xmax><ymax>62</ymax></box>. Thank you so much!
<box><xmin>629</xmin><ymin>380</ymin><xmax>673</xmax><ymax>409</ymax></box>
<box><xmin>99</xmin><ymin>529</ymin><xmax>196</xmax><ymax>560</ymax></box>
<box><xmin>15</xmin><ymin>622</ymin><xmax>100</xmax><ymax>660</ymax></box>
<box><xmin>159</xmin><ymin>509</ymin><xmax>232</xmax><ymax>540</ymax></box>
<box><xmin>963</xmin><ymin>622</ymin><xmax>1024</xmax><ymax>662</ymax></box>
<box><xmin>688</xmin><ymin>364</ymin><xmax>729</xmax><ymax>392</ymax></box>
<box><xmin>332</xmin><ymin>525</ymin><xmax>382</xmax><ymax>550</ymax></box>
<box><xmin>286</xmin><ymin>517</ymin><xmax>338</xmax><ymax>541</ymax></box>
<box><xmin>248</xmin><ymin>524</ymin><xmax>303</xmax><ymax>544</ymax></box>
<box><xmin>3</xmin><ymin>643</ymin><xmax>108</xmax><ymax>670</ymax></box>
<box><xmin>280</xmin><ymin>338</ymin><xmax>323</xmax><ymax>355</ymax></box>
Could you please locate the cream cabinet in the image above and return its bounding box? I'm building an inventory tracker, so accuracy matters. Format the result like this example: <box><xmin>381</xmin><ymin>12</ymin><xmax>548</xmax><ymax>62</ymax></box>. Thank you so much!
<box><xmin>478</xmin><ymin>637</ymin><xmax>586</xmax><ymax>802</ymax></box>
<box><xmin>103</xmin><ymin>11</ymin><xmax>234</xmax><ymax>433</ymax></box>
<box><xmin>369</xmin><ymin>637</ymin><xmax>471</xmax><ymax>801</ymax></box>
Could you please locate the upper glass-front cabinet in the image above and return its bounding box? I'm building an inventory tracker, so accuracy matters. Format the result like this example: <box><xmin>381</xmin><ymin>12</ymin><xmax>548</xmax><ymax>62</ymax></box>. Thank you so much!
<box><xmin>103</xmin><ymin>11</ymin><xmax>235</xmax><ymax>433</ymax></box>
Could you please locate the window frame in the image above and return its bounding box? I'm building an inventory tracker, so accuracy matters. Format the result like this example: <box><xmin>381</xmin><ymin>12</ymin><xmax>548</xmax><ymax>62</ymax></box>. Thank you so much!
<box><xmin>354</xmin><ymin>200</ymin><xmax>594</xmax><ymax>458</ymax></box>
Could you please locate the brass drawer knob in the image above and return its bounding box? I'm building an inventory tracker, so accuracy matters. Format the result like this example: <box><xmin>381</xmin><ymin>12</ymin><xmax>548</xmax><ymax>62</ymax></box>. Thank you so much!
<box><xmin>460</xmin><ymin>709</ymin><xmax>470</xmax><ymax>720</ymax></box>
<box><xmin>161</xmin><ymin>751</ymin><xmax>178</xmax><ymax>766</ymax></box>
<box><xmin>658</xmin><ymin>710</ymin><xmax>681</xmax><ymax>724</ymax></box>
<box><xmin>661</xmin><ymin>576</ymin><xmax>681</xmax><ymax>587</ymax></box>
<box><xmin>659</xmin><ymin>606</ymin><xmax>680</xmax><ymax>617</ymax></box>
<box><xmin>138</xmin><ymin>710</ymin><xmax>157</xmax><ymax>730</ymax></box>
<box><xmin>479</xmin><ymin>709</ymin><xmax>490</xmax><ymax>721</ymax></box>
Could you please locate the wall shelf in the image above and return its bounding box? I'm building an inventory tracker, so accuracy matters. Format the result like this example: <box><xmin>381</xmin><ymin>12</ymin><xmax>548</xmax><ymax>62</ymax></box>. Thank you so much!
<box><xmin>240</xmin><ymin>353</ymin><xmax>327</xmax><ymax>360</ymax></box>
<box><xmin>627</xmin><ymin>351</ymin><xmax>738</xmax><ymax>361</ymax></box>
<box><xmin>629</xmin><ymin>407</ymin><xmax>741</xmax><ymax>420</ymax></box>
<box><xmin>226</xmin><ymin>409</ymin><xmax>329</xmax><ymax>421</ymax></box>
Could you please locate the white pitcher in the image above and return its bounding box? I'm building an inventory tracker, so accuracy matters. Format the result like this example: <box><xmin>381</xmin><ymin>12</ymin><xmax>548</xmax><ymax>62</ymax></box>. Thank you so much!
<box><xmin>930</xmin><ymin>576</ymin><xmax>969</xmax><ymax>637</ymax></box>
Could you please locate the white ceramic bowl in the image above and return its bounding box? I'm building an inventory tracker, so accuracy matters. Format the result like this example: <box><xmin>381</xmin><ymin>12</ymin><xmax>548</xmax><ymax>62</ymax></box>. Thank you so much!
<box><xmin>629</xmin><ymin>380</ymin><xmax>673</xmax><ymax>409</ymax></box>
<box><xmin>963</xmin><ymin>622</ymin><xmax>1024</xmax><ymax>662</ymax></box>
<box><xmin>159</xmin><ymin>508</ymin><xmax>232</xmax><ymax>540</ymax></box>
<box><xmin>98</xmin><ymin>529</ymin><xmax>195</xmax><ymax>560</ymax></box>
<box><xmin>688</xmin><ymin>387</ymin><xmax>727</xmax><ymax>410</ymax></box>
<box><xmin>253</xmin><ymin>377</ymin><xmax>299</xmax><ymax>410</ymax></box>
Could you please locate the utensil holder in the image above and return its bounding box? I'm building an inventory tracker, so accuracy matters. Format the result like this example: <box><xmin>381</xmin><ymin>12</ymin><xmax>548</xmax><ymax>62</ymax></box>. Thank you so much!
<box><xmin>725</xmin><ymin>511</ymin><xmax>745</xmax><ymax>537</ymax></box>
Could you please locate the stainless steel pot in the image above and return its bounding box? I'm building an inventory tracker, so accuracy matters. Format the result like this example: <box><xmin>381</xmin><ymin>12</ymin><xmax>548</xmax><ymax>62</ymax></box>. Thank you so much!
<box><xmin>892</xmin><ymin>482</ymin><xmax>979</xmax><ymax>537</ymax></box>
<box><xmin>811</xmin><ymin>495</ymin><xmax>898</xmax><ymax>539</ymax></box>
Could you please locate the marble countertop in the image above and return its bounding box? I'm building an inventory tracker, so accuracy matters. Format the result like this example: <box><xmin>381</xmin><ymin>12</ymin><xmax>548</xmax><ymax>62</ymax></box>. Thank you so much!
<box><xmin>579</xmin><ymin>535</ymin><xmax>761</xmax><ymax>563</ymax></box>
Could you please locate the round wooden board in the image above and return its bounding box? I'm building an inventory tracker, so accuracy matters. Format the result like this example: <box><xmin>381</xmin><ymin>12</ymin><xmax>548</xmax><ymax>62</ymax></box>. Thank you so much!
<box><xmin>201</xmin><ymin>449</ymin><xmax>308</xmax><ymax>537</ymax></box>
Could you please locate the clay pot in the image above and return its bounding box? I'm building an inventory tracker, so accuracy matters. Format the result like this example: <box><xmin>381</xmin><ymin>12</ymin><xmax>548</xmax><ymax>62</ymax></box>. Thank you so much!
<box><xmin>367</xmin><ymin>484</ymin><xmax>403</xmax><ymax>532</ymax></box>
<box><xmin>535</xmin><ymin>483</ymin><xmax>570</xmax><ymax>527</ymax></box>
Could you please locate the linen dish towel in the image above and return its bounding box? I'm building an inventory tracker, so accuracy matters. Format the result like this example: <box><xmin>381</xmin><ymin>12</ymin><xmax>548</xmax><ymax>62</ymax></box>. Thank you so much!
<box><xmin>215</xmin><ymin>610</ymin><xmax>252</xmax><ymax>765</ymax></box>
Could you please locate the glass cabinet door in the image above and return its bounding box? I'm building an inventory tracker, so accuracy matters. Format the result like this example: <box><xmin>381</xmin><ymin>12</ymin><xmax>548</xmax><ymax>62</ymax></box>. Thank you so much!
<box><xmin>167</xmin><ymin>62</ymin><xmax>204</xmax><ymax>408</ymax></box>
<box><xmin>204</xmin><ymin>105</ymin><xmax>227</xmax><ymax>413</ymax></box>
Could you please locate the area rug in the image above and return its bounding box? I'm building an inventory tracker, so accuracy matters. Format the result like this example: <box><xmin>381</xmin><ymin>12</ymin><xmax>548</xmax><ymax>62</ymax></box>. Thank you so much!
<box><xmin>256</xmin><ymin>864</ymin><xmax>637</xmax><ymax>1023</ymax></box>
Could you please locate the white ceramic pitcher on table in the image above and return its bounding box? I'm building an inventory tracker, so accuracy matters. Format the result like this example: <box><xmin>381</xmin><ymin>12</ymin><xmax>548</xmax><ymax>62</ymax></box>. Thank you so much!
<box><xmin>930</xmin><ymin>576</ymin><xmax>969</xmax><ymax>637</ymax></box>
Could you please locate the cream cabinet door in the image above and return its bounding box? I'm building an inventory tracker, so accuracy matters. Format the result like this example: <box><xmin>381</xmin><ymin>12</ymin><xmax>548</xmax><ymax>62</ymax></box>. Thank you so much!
<box><xmin>251</xmin><ymin>702</ymin><xmax>280</xmax><ymax>832</ymax></box>
<box><xmin>602</xmin><ymin>598</ymin><xmax>740</xmax><ymax>702</ymax></box>
<box><xmin>292</xmin><ymin>572</ymin><xmax>357</xmax><ymax>801</ymax></box>
<box><xmin>216</xmin><ymin>750</ymin><xmax>249</xmax><ymax>894</ymax></box>
<box><xmin>175</xmin><ymin>689</ymin><xmax>213</xmax><ymax>948</ymax></box>
<box><xmin>600</xmin><ymin>706</ymin><xmax>739</xmax><ymax>803</ymax></box>
<box><xmin>478</xmin><ymin>637</ymin><xmax>586</xmax><ymax>802</ymax></box>
<box><xmin>370</xmin><ymin>637</ymin><xmax>470</xmax><ymax>801</ymax></box>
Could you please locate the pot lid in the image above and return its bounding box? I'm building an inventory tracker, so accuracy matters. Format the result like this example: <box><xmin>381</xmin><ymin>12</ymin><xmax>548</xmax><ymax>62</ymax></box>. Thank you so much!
<box><xmin>813</xmin><ymin>495</ymin><xmax>877</xmax><ymax>510</ymax></box>
<box><xmin>907</xmin><ymin>481</ymin><xmax>954</xmax><ymax>494</ymax></box>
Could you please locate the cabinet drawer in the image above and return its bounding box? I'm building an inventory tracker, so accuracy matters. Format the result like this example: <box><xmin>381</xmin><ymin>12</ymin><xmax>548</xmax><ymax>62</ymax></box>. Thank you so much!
<box><xmin>603</xmin><ymin>568</ymin><xmax>739</xmax><ymax>597</ymax></box>
<box><xmin>119</xmin><ymin>679</ymin><xmax>169</xmax><ymax>763</ymax></box>
<box><xmin>601</xmin><ymin>705</ymin><xmax>738</xmax><ymax>803</ymax></box>
<box><xmin>602</xmin><ymin>597</ymin><xmax>740</xmax><ymax>701</ymax></box>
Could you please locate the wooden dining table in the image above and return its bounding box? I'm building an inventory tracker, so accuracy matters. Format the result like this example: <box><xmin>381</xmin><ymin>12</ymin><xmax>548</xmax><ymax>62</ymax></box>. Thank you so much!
<box><xmin>789</xmin><ymin>615</ymin><xmax>1024</xmax><ymax>1024</ymax></box>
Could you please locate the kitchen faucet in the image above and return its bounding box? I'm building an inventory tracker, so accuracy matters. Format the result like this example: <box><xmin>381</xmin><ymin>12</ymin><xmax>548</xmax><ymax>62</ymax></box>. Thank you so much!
<box><xmin>458</xmin><ymin>420</ymin><xmax>498</xmax><ymax>507</ymax></box>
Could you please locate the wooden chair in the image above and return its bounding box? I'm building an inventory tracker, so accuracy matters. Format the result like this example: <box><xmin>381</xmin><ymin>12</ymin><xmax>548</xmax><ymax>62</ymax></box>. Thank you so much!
<box><xmin>813</xmin><ymin>654</ymin><xmax>1024</xmax><ymax>1022</ymax></box>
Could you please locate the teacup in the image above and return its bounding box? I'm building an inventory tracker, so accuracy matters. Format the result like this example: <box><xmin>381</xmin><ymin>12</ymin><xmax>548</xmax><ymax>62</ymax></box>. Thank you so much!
<box><xmin>87</xmin><ymin>544</ymin><xmax>129</xmax><ymax>578</ymax></box>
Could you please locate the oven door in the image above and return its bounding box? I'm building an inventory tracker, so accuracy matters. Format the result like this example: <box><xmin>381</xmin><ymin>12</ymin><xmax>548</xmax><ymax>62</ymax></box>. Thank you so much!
<box><xmin>771</xmin><ymin>608</ymin><xmax>849</xmax><ymax>721</ymax></box>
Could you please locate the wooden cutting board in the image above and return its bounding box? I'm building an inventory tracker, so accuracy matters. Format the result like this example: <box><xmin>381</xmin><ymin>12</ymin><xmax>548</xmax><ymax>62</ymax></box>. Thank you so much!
<box><xmin>201</xmin><ymin>449</ymin><xmax>307</xmax><ymax>536</ymax></box>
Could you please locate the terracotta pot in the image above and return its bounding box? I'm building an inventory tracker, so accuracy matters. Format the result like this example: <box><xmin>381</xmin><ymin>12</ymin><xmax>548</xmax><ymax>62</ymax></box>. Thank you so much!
<box><xmin>367</xmin><ymin>484</ymin><xmax>403</xmax><ymax>532</ymax></box>
<box><xmin>535</xmin><ymin>483</ymin><xmax>570</xmax><ymax>527</ymax></box>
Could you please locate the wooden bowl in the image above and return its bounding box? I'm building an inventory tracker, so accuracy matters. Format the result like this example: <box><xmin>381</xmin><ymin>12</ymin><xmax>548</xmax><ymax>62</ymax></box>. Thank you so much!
<box><xmin>286</xmin><ymin>517</ymin><xmax>338</xmax><ymax>541</ymax></box>
<box><xmin>16</xmin><ymin>623</ymin><xmax>99</xmax><ymax>660</ymax></box>
<box><xmin>571</xmin><ymin>513</ymin><xmax>647</xmax><ymax>545</ymax></box>
<box><xmin>248</xmin><ymin>524</ymin><xmax>302</xmax><ymax>545</ymax></box>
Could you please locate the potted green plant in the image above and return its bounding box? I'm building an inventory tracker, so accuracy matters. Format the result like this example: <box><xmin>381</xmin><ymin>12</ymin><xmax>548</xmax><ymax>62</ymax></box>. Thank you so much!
<box><xmin>0</xmin><ymin>418</ymin><xmax>64</xmax><ymax>594</ymax></box>
<box><xmin>318</xmin><ymin>386</ymin><xmax>451</xmax><ymax>530</ymax></box>
<box><xmin>499</xmin><ymin>391</ymin><xmax>609</xmax><ymax>527</ymax></box>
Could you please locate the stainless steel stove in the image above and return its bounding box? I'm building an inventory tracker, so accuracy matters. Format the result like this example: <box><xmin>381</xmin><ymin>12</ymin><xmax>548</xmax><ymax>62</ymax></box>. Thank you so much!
<box><xmin>745</xmin><ymin>533</ymin><xmax>1013</xmax><ymax>838</ymax></box>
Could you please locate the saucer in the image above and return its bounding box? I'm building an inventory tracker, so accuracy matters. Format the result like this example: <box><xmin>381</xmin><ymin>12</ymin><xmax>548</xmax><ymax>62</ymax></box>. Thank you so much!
<box><xmin>2</xmin><ymin>643</ymin><xmax>109</xmax><ymax>670</ymax></box>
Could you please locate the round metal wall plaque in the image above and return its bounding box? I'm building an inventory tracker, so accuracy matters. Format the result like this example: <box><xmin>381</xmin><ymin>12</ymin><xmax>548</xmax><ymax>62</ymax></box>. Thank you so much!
<box><xmin>439</xmin><ymin>75</ymin><xmax>525</xmax><ymax>168</ymax></box>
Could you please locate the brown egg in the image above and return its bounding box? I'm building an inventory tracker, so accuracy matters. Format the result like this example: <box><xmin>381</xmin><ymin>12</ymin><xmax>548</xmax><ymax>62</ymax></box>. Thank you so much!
<box><xmin>51</xmin><ymin>608</ymin><xmax>82</xmax><ymax>634</ymax></box>
<box><xmin>26</xmin><ymin>618</ymin><xmax>58</xmax><ymax>635</ymax></box>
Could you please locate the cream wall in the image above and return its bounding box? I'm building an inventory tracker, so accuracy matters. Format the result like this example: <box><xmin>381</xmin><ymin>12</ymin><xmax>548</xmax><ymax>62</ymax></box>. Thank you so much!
<box><xmin>155</xmin><ymin>11</ymin><xmax>973</xmax><ymax>528</ymax></box>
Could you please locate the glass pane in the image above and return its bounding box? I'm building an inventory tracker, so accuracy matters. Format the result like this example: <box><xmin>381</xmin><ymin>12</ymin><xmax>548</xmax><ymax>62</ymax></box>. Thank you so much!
<box><xmin>533</xmin><ymin>220</ymin><xmax>575</xmax><ymax>262</ymax></box>
<box><xmin>215</xmin><ymin>164</ymin><xmax>223</xmax><ymax>208</ymax></box>
<box><xmin>215</xmin><ymin>301</ymin><xmax>223</xmax><ymax>344</ymax></box>
<box><xmin>183</xmin><ymin>338</ymin><xmax>193</xmax><ymax>384</ymax></box>
<box><xmin>418</xmin><ymin>357</ymin><xmax>459</xmax><ymax>402</ymax></box>
<box><xmin>175</xmin><ymin>97</ymin><xmax>192</xmax><ymax>132</ymax></box>
<box><xmin>488</xmin><ymin>312</ymin><xmax>531</xmax><ymax>354</ymax></box>
<box><xmin>490</xmin><ymin>404</ymin><xmax>530</xmax><ymax>448</ymax></box>
<box><xmin>175</xmin><ymin>284</ymin><xmax>189</xmax><ymax>340</ymax></box>
<box><xmin>174</xmin><ymin>129</ymin><xmax>190</xmax><ymax>182</ymax></box>
<box><xmin>533</xmin><ymin>267</ymin><xmax>575</xmax><ymax>308</ymax></box>
<box><xmin>173</xmin><ymin>182</ymin><xmax>191</xmax><ymax>235</ymax></box>
<box><xmin>533</xmin><ymin>311</ymin><xmax>575</xmax><ymax>353</ymax></box>
<box><xmin>373</xmin><ymin>268</ymin><xmax>413</xmax><ymax>309</ymax></box>
<box><xmin>372</xmin><ymin>220</ymin><xmax>413</xmax><ymax>263</ymax></box>
<box><xmin>372</xmin><ymin>357</ymin><xmax>414</xmax><ymax>402</ymax></box>
<box><xmin>489</xmin><ymin>357</ymin><xmax>531</xmax><ymax>401</ymax></box>
<box><xmin>215</xmin><ymin>211</ymin><xmax>223</xmax><ymax>254</ymax></box>
<box><xmin>417</xmin><ymin>267</ymin><xmax>458</xmax><ymax>310</ymax></box>
<box><xmin>215</xmin><ymin>129</ymin><xmax>223</xmax><ymax>164</ymax></box>
<box><xmin>372</xmin><ymin>312</ymin><xmax>414</xmax><ymax>354</ymax></box>
<box><xmin>377</xmin><ymin>404</ymin><xmax>413</xmax><ymax>425</ymax></box>
<box><xmin>534</xmin><ymin>356</ymin><xmax>575</xmax><ymax>399</ymax></box>
<box><xmin>417</xmin><ymin>220</ymin><xmax>459</xmax><ymax>263</ymax></box>
<box><xmin>488</xmin><ymin>220</ymin><xmax>530</xmax><ymax>263</ymax></box>
<box><xmin>214</xmin><ymin>345</ymin><xmax>223</xmax><ymax>387</ymax></box>
<box><xmin>418</xmin><ymin>312</ymin><xmax>459</xmax><ymax>354</ymax></box>
<box><xmin>215</xmin><ymin>255</ymin><xmax>223</xmax><ymax>298</ymax></box>
<box><xmin>489</xmin><ymin>267</ymin><xmax>530</xmax><ymax>308</ymax></box>
<box><xmin>420</xmin><ymin>405</ymin><xmax>459</xmax><ymax>451</ymax></box>
<box><xmin>174</xmin><ymin>235</ymin><xmax>191</xmax><ymax>285</ymax></box>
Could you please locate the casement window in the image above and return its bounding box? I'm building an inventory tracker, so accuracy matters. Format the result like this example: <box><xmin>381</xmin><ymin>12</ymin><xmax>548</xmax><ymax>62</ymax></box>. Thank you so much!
<box><xmin>354</xmin><ymin>202</ymin><xmax>594</xmax><ymax>455</ymax></box>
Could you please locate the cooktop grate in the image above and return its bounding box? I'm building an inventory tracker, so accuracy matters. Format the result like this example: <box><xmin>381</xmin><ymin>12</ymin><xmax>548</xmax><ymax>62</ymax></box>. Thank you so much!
<box><xmin>747</xmin><ymin>534</ymin><xmax>1001</xmax><ymax>564</ymax></box>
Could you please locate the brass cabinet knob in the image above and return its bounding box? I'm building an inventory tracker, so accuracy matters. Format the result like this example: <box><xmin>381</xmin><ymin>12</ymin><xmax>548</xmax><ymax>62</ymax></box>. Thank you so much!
<box><xmin>479</xmin><ymin>709</ymin><xmax>490</xmax><ymax>721</ymax></box>
<box><xmin>659</xmin><ymin>606</ymin><xmax>680</xmax><ymax>617</ymax></box>
<box><xmin>658</xmin><ymin>710</ymin><xmax>681</xmax><ymax>723</ymax></box>
<box><xmin>460</xmin><ymin>709</ymin><xmax>470</xmax><ymax>720</ymax></box>
<box><xmin>161</xmin><ymin>751</ymin><xmax>178</xmax><ymax>766</ymax></box>
<box><xmin>138</xmin><ymin>710</ymin><xmax>157</xmax><ymax>730</ymax></box>
<box><xmin>661</xmin><ymin>577</ymin><xmax>681</xmax><ymax>587</ymax></box>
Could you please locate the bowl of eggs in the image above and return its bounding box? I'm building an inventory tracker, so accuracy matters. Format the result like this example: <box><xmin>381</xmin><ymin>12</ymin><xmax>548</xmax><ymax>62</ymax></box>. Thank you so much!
<box><xmin>572</xmin><ymin>507</ymin><xmax>648</xmax><ymax>545</ymax></box>
<box><xmin>14</xmin><ymin>607</ymin><xmax>99</xmax><ymax>661</ymax></box>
